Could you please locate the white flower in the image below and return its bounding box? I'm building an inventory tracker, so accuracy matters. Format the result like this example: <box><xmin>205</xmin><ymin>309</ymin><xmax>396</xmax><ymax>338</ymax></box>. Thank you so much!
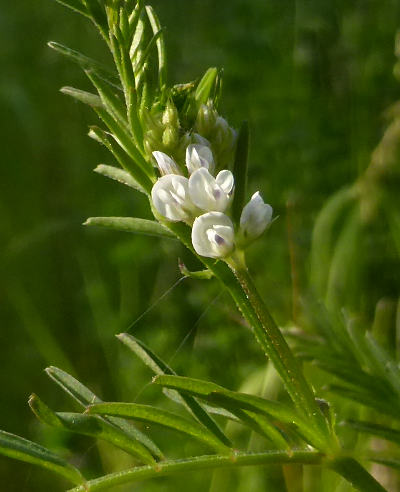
<box><xmin>151</xmin><ymin>175</ymin><xmax>195</xmax><ymax>221</ymax></box>
<box><xmin>192</xmin><ymin>212</ymin><xmax>234</xmax><ymax>258</ymax></box>
<box><xmin>152</xmin><ymin>151</ymin><xmax>181</xmax><ymax>175</ymax></box>
<box><xmin>185</xmin><ymin>144</ymin><xmax>215</xmax><ymax>175</ymax></box>
<box><xmin>188</xmin><ymin>168</ymin><xmax>234</xmax><ymax>212</ymax></box>
<box><xmin>239</xmin><ymin>191</ymin><xmax>273</xmax><ymax>242</ymax></box>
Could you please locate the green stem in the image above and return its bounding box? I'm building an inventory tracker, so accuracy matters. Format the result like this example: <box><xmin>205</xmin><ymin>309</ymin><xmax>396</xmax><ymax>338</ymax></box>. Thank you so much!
<box><xmin>223</xmin><ymin>264</ymin><xmax>333</xmax><ymax>451</ymax></box>
<box><xmin>162</xmin><ymin>222</ymin><xmax>333</xmax><ymax>451</ymax></box>
<box><xmin>68</xmin><ymin>450</ymin><xmax>323</xmax><ymax>492</ymax></box>
<box><xmin>329</xmin><ymin>457</ymin><xmax>387</xmax><ymax>492</ymax></box>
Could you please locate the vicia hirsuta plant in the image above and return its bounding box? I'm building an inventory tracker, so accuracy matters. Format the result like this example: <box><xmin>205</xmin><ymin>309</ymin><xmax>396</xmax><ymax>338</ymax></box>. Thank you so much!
<box><xmin>0</xmin><ymin>1</ymin><xmax>396</xmax><ymax>491</ymax></box>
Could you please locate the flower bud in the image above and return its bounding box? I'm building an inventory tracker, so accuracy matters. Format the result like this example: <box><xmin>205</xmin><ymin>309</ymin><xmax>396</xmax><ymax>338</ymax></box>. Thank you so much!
<box><xmin>151</xmin><ymin>175</ymin><xmax>195</xmax><ymax>221</ymax></box>
<box><xmin>152</xmin><ymin>151</ymin><xmax>181</xmax><ymax>175</ymax></box>
<box><xmin>192</xmin><ymin>212</ymin><xmax>234</xmax><ymax>258</ymax></box>
<box><xmin>189</xmin><ymin>168</ymin><xmax>234</xmax><ymax>212</ymax></box>
<box><xmin>195</xmin><ymin>103</ymin><xmax>217</xmax><ymax>137</ymax></box>
<box><xmin>238</xmin><ymin>192</ymin><xmax>273</xmax><ymax>245</ymax></box>
<box><xmin>186</xmin><ymin>144</ymin><xmax>215</xmax><ymax>175</ymax></box>
<box><xmin>144</xmin><ymin>129</ymin><xmax>163</xmax><ymax>156</ymax></box>
<box><xmin>162</xmin><ymin>101</ymin><xmax>179</xmax><ymax>127</ymax></box>
<box><xmin>162</xmin><ymin>126</ymin><xmax>179</xmax><ymax>148</ymax></box>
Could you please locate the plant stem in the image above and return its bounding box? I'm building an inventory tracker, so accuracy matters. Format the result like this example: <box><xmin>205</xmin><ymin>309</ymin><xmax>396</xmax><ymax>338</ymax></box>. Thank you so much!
<box><xmin>224</xmin><ymin>264</ymin><xmax>333</xmax><ymax>450</ymax></box>
<box><xmin>162</xmin><ymin>221</ymin><xmax>333</xmax><ymax>450</ymax></box>
<box><xmin>68</xmin><ymin>450</ymin><xmax>323</xmax><ymax>492</ymax></box>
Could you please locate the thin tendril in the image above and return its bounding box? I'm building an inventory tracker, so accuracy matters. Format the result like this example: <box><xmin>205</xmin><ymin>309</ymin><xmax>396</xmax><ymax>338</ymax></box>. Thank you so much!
<box><xmin>125</xmin><ymin>276</ymin><xmax>186</xmax><ymax>333</ymax></box>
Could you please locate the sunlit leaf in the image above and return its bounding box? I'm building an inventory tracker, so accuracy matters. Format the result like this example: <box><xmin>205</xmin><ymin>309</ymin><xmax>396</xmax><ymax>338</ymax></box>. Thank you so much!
<box><xmin>45</xmin><ymin>366</ymin><xmax>163</xmax><ymax>459</ymax></box>
<box><xmin>117</xmin><ymin>333</ymin><xmax>232</xmax><ymax>448</ymax></box>
<box><xmin>94</xmin><ymin>164</ymin><xmax>145</xmax><ymax>192</ymax></box>
<box><xmin>87</xmin><ymin>402</ymin><xmax>231</xmax><ymax>454</ymax></box>
<box><xmin>29</xmin><ymin>394</ymin><xmax>156</xmax><ymax>464</ymax></box>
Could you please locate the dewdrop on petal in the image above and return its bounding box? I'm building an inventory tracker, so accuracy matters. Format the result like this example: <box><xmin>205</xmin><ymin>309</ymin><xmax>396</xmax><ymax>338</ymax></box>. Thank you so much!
<box><xmin>185</xmin><ymin>144</ymin><xmax>215</xmax><ymax>175</ymax></box>
<box><xmin>239</xmin><ymin>192</ymin><xmax>273</xmax><ymax>244</ymax></box>
<box><xmin>189</xmin><ymin>168</ymin><xmax>234</xmax><ymax>212</ymax></box>
<box><xmin>152</xmin><ymin>151</ymin><xmax>181</xmax><ymax>175</ymax></box>
<box><xmin>151</xmin><ymin>175</ymin><xmax>195</xmax><ymax>221</ymax></box>
<box><xmin>192</xmin><ymin>212</ymin><xmax>235</xmax><ymax>258</ymax></box>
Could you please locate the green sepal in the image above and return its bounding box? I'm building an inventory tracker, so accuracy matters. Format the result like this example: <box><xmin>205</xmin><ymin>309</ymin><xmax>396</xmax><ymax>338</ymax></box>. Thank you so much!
<box><xmin>195</xmin><ymin>67</ymin><xmax>218</xmax><ymax>107</ymax></box>
<box><xmin>178</xmin><ymin>261</ymin><xmax>214</xmax><ymax>279</ymax></box>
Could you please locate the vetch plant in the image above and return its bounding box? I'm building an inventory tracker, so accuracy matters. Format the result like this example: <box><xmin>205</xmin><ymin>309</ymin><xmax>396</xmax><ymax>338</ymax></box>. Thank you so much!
<box><xmin>1</xmin><ymin>1</ymin><xmax>398</xmax><ymax>491</ymax></box>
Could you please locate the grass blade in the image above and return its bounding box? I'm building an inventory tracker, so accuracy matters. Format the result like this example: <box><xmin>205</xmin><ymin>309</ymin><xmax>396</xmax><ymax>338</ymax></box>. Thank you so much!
<box><xmin>326</xmin><ymin>384</ymin><xmax>399</xmax><ymax>418</ymax></box>
<box><xmin>94</xmin><ymin>164</ymin><xmax>145</xmax><ymax>193</ymax></box>
<box><xmin>83</xmin><ymin>217</ymin><xmax>175</xmax><ymax>238</ymax></box>
<box><xmin>344</xmin><ymin>420</ymin><xmax>400</xmax><ymax>446</ymax></box>
<box><xmin>0</xmin><ymin>429</ymin><xmax>84</xmax><ymax>485</ymax></box>
<box><xmin>145</xmin><ymin>6</ymin><xmax>167</xmax><ymax>90</ymax></box>
<box><xmin>86</xmin><ymin>69</ymin><xmax>129</xmax><ymax>128</ymax></box>
<box><xmin>88</xmin><ymin>125</ymin><xmax>153</xmax><ymax>193</ymax></box>
<box><xmin>117</xmin><ymin>333</ymin><xmax>232</xmax><ymax>448</ymax></box>
<box><xmin>86</xmin><ymin>403</ymin><xmax>232</xmax><ymax>454</ymax></box>
<box><xmin>153</xmin><ymin>375</ymin><xmax>302</xmax><ymax>429</ymax></box>
<box><xmin>231</xmin><ymin>121</ymin><xmax>249</xmax><ymax>225</ymax></box>
<box><xmin>195</xmin><ymin>68</ymin><xmax>218</xmax><ymax>106</ymax></box>
<box><xmin>45</xmin><ymin>366</ymin><xmax>163</xmax><ymax>459</ymax></box>
<box><xmin>53</xmin><ymin>0</ymin><xmax>89</xmax><ymax>18</ymax></box>
<box><xmin>60</xmin><ymin>86</ymin><xmax>102</xmax><ymax>107</ymax></box>
<box><xmin>29</xmin><ymin>394</ymin><xmax>156</xmax><ymax>465</ymax></box>
<box><xmin>48</xmin><ymin>42</ymin><xmax>120</xmax><ymax>89</ymax></box>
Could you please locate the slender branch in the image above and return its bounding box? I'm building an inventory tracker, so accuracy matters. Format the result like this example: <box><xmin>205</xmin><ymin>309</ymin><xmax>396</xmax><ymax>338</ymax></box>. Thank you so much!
<box><xmin>223</xmin><ymin>264</ymin><xmax>334</xmax><ymax>451</ymax></box>
<box><xmin>68</xmin><ymin>450</ymin><xmax>323</xmax><ymax>491</ymax></box>
<box><xmin>160</xmin><ymin>222</ymin><xmax>334</xmax><ymax>451</ymax></box>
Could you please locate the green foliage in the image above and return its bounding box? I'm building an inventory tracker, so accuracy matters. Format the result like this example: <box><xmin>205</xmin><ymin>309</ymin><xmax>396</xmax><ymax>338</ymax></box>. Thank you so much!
<box><xmin>1</xmin><ymin>0</ymin><xmax>400</xmax><ymax>490</ymax></box>
<box><xmin>0</xmin><ymin>429</ymin><xmax>84</xmax><ymax>485</ymax></box>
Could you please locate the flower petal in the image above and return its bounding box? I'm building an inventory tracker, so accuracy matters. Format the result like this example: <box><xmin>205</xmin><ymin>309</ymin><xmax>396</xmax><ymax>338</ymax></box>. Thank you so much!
<box><xmin>216</xmin><ymin>170</ymin><xmax>234</xmax><ymax>195</ymax></box>
<box><xmin>151</xmin><ymin>175</ymin><xmax>193</xmax><ymax>221</ymax></box>
<box><xmin>152</xmin><ymin>151</ymin><xmax>181</xmax><ymax>175</ymax></box>
<box><xmin>189</xmin><ymin>168</ymin><xmax>232</xmax><ymax>212</ymax></box>
<box><xmin>186</xmin><ymin>144</ymin><xmax>215</xmax><ymax>175</ymax></box>
<box><xmin>239</xmin><ymin>191</ymin><xmax>273</xmax><ymax>242</ymax></box>
<box><xmin>192</xmin><ymin>212</ymin><xmax>234</xmax><ymax>258</ymax></box>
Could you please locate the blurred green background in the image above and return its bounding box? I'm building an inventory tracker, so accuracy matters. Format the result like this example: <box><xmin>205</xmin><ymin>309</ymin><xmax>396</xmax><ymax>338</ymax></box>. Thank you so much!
<box><xmin>1</xmin><ymin>0</ymin><xmax>400</xmax><ymax>490</ymax></box>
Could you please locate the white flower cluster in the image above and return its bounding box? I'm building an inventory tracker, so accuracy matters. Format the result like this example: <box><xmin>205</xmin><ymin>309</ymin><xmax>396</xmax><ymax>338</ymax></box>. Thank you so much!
<box><xmin>151</xmin><ymin>144</ymin><xmax>273</xmax><ymax>259</ymax></box>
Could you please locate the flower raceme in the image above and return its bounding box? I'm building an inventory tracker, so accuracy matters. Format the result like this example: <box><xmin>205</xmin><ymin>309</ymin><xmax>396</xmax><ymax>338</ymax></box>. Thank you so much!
<box><xmin>151</xmin><ymin>145</ymin><xmax>273</xmax><ymax>258</ymax></box>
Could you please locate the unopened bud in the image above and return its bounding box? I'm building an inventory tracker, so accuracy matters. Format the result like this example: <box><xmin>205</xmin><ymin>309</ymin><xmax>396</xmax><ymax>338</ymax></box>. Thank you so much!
<box><xmin>195</xmin><ymin>103</ymin><xmax>217</xmax><ymax>137</ymax></box>
<box><xmin>162</xmin><ymin>102</ymin><xmax>179</xmax><ymax>127</ymax></box>
<box><xmin>238</xmin><ymin>192</ymin><xmax>273</xmax><ymax>246</ymax></box>
<box><xmin>162</xmin><ymin>126</ymin><xmax>179</xmax><ymax>148</ymax></box>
